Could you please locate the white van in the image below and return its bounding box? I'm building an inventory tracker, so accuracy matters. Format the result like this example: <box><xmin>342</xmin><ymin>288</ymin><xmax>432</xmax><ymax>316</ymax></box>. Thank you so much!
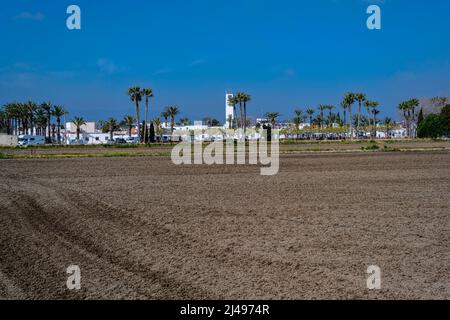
<box><xmin>18</xmin><ymin>135</ymin><xmax>45</xmax><ymax>146</ymax></box>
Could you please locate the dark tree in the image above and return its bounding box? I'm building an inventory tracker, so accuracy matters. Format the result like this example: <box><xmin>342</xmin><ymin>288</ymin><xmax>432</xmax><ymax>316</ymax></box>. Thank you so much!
<box><xmin>417</xmin><ymin>114</ymin><xmax>446</xmax><ymax>139</ymax></box>
<box><xmin>149</xmin><ymin>122</ymin><xmax>156</xmax><ymax>143</ymax></box>
<box><xmin>417</xmin><ymin>108</ymin><xmax>424</xmax><ymax>127</ymax></box>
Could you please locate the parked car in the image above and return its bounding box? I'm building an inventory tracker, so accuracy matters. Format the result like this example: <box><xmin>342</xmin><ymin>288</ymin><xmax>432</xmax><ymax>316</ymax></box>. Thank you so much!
<box><xmin>18</xmin><ymin>135</ymin><xmax>45</xmax><ymax>147</ymax></box>
<box><xmin>125</xmin><ymin>137</ymin><xmax>139</xmax><ymax>144</ymax></box>
<box><xmin>68</xmin><ymin>138</ymin><xmax>85</xmax><ymax>145</ymax></box>
<box><xmin>114</xmin><ymin>138</ymin><xmax>127</xmax><ymax>144</ymax></box>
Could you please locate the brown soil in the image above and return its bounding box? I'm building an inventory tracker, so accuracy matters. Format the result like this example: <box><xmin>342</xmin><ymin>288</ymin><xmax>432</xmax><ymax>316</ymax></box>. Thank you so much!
<box><xmin>0</xmin><ymin>152</ymin><xmax>449</xmax><ymax>299</ymax></box>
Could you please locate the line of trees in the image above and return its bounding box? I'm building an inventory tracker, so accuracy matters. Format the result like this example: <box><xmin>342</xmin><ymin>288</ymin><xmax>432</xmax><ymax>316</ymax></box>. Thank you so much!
<box><xmin>3</xmin><ymin>92</ymin><xmax>448</xmax><ymax>144</ymax></box>
<box><xmin>227</xmin><ymin>92</ymin><xmax>252</xmax><ymax>135</ymax></box>
<box><xmin>0</xmin><ymin>101</ymin><xmax>68</xmax><ymax>143</ymax></box>
<box><xmin>127</xmin><ymin>86</ymin><xmax>185</xmax><ymax>142</ymax></box>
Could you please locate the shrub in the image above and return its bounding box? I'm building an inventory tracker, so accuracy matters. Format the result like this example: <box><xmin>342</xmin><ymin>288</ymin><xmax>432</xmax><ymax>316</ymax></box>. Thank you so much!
<box><xmin>362</xmin><ymin>144</ymin><xmax>380</xmax><ymax>151</ymax></box>
<box><xmin>417</xmin><ymin>114</ymin><xmax>446</xmax><ymax>139</ymax></box>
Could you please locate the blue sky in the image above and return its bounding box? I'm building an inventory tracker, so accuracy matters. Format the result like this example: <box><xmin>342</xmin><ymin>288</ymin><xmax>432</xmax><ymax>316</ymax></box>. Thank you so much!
<box><xmin>1</xmin><ymin>0</ymin><xmax>449</xmax><ymax>122</ymax></box>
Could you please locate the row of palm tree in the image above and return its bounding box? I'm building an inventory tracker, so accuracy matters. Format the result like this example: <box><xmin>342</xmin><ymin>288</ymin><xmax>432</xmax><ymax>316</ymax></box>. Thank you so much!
<box><xmin>127</xmin><ymin>87</ymin><xmax>183</xmax><ymax>142</ymax></box>
<box><xmin>127</xmin><ymin>87</ymin><xmax>154</xmax><ymax>143</ymax></box>
<box><xmin>341</xmin><ymin>92</ymin><xmax>380</xmax><ymax>138</ymax></box>
<box><xmin>0</xmin><ymin>101</ymin><xmax>68</xmax><ymax>143</ymax></box>
<box><xmin>227</xmin><ymin>92</ymin><xmax>252</xmax><ymax>136</ymax></box>
<box><xmin>398</xmin><ymin>98</ymin><xmax>420</xmax><ymax>138</ymax></box>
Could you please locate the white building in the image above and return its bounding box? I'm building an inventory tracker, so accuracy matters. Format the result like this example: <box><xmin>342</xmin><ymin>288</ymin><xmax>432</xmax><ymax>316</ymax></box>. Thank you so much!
<box><xmin>65</xmin><ymin>121</ymin><xmax>96</xmax><ymax>134</ymax></box>
<box><xmin>225</xmin><ymin>92</ymin><xmax>234</xmax><ymax>128</ymax></box>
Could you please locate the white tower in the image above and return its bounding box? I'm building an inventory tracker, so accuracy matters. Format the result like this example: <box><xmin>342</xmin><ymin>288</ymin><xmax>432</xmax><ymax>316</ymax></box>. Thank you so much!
<box><xmin>225</xmin><ymin>92</ymin><xmax>234</xmax><ymax>129</ymax></box>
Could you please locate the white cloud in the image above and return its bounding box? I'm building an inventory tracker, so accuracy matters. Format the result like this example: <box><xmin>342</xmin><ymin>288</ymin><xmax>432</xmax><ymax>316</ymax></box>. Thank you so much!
<box><xmin>14</xmin><ymin>12</ymin><xmax>45</xmax><ymax>21</ymax></box>
<box><xmin>97</xmin><ymin>59</ymin><xmax>119</xmax><ymax>74</ymax></box>
<box><xmin>189</xmin><ymin>59</ymin><xmax>206</xmax><ymax>67</ymax></box>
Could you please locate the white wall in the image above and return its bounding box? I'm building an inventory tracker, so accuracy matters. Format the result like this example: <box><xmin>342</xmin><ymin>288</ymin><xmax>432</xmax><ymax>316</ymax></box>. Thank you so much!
<box><xmin>0</xmin><ymin>134</ymin><xmax>18</xmax><ymax>146</ymax></box>
<box><xmin>66</xmin><ymin>122</ymin><xmax>96</xmax><ymax>133</ymax></box>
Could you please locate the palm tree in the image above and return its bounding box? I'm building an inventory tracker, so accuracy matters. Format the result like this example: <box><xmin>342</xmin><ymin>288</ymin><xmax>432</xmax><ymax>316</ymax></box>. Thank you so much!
<box><xmin>165</xmin><ymin>106</ymin><xmax>180</xmax><ymax>139</ymax></box>
<box><xmin>152</xmin><ymin>117</ymin><xmax>162</xmax><ymax>141</ymax></box>
<box><xmin>161</xmin><ymin>111</ymin><xmax>169</xmax><ymax>127</ymax></box>
<box><xmin>227</xmin><ymin>95</ymin><xmax>239</xmax><ymax>129</ymax></box>
<box><xmin>226</xmin><ymin>114</ymin><xmax>233</xmax><ymax>129</ymax></box>
<box><xmin>339</xmin><ymin>102</ymin><xmax>346</xmax><ymax>128</ymax></box>
<box><xmin>123</xmin><ymin>115</ymin><xmax>135</xmax><ymax>137</ymax></box>
<box><xmin>364</xmin><ymin>100</ymin><xmax>372</xmax><ymax>135</ymax></box>
<box><xmin>242</xmin><ymin>93</ymin><xmax>251</xmax><ymax>136</ymax></box>
<box><xmin>293</xmin><ymin>109</ymin><xmax>303</xmax><ymax>140</ymax></box>
<box><xmin>326</xmin><ymin>105</ymin><xmax>335</xmax><ymax>128</ymax></box>
<box><xmin>364</xmin><ymin>100</ymin><xmax>378</xmax><ymax>137</ymax></box>
<box><xmin>409</xmin><ymin>98</ymin><xmax>420</xmax><ymax>137</ymax></box>
<box><xmin>25</xmin><ymin>101</ymin><xmax>38</xmax><ymax>135</ymax></box>
<box><xmin>355</xmin><ymin>93</ymin><xmax>366</xmax><ymax>136</ymax></box>
<box><xmin>371</xmin><ymin>103</ymin><xmax>380</xmax><ymax>138</ymax></box>
<box><xmin>265</xmin><ymin>112</ymin><xmax>280</xmax><ymax>130</ymax></box>
<box><xmin>399</xmin><ymin>98</ymin><xmax>419</xmax><ymax>138</ymax></box>
<box><xmin>105</xmin><ymin>118</ymin><xmax>119</xmax><ymax>141</ymax></box>
<box><xmin>318</xmin><ymin>104</ymin><xmax>326</xmax><ymax>129</ymax></box>
<box><xmin>306</xmin><ymin>108</ymin><xmax>315</xmax><ymax>127</ymax></box>
<box><xmin>35</xmin><ymin>107</ymin><xmax>47</xmax><ymax>137</ymax></box>
<box><xmin>2</xmin><ymin>103</ymin><xmax>14</xmax><ymax>134</ymax></box>
<box><xmin>40</xmin><ymin>101</ymin><xmax>53</xmax><ymax>141</ymax></box>
<box><xmin>142</xmin><ymin>88</ymin><xmax>154</xmax><ymax>143</ymax></box>
<box><xmin>384</xmin><ymin>117</ymin><xmax>393</xmax><ymax>138</ymax></box>
<box><xmin>72</xmin><ymin>116</ymin><xmax>86</xmax><ymax>141</ymax></box>
<box><xmin>235</xmin><ymin>92</ymin><xmax>245</xmax><ymax>131</ymax></box>
<box><xmin>127</xmin><ymin>86</ymin><xmax>142</xmax><ymax>142</ymax></box>
<box><xmin>52</xmin><ymin>105</ymin><xmax>66</xmax><ymax>143</ymax></box>
<box><xmin>179</xmin><ymin>117</ymin><xmax>191</xmax><ymax>126</ymax></box>
<box><xmin>343</xmin><ymin>92</ymin><xmax>356</xmax><ymax>137</ymax></box>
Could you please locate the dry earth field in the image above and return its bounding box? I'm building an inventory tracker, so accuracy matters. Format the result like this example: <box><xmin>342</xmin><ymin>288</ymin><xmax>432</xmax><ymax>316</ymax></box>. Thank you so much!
<box><xmin>0</xmin><ymin>149</ymin><xmax>449</xmax><ymax>299</ymax></box>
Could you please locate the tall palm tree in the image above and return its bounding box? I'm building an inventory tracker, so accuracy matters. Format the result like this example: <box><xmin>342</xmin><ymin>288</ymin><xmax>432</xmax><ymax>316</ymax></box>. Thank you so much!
<box><xmin>326</xmin><ymin>105</ymin><xmax>335</xmax><ymax>128</ymax></box>
<box><xmin>152</xmin><ymin>117</ymin><xmax>162</xmax><ymax>141</ymax></box>
<box><xmin>384</xmin><ymin>117</ymin><xmax>393</xmax><ymax>138</ymax></box>
<box><xmin>364</xmin><ymin>100</ymin><xmax>377</xmax><ymax>137</ymax></box>
<box><xmin>370</xmin><ymin>103</ymin><xmax>380</xmax><ymax>137</ymax></box>
<box><xmin>265</xmin><ymin>112</ymin><xmax>280</xmax><ymax>130</ymax></box>
<box><xmin>25</xmin><ymin>101</ymin><xmax>38</xmax><ymax>135</ymax></box>
<box><xmin>142</xmin><ymin>88</ymin><xmax>154</xmax><ymax>143</ymax></box>
<box><xmin>399</xmin><ymin>98</ymin><xmax>419</xmax><ymax>138</ymax></box>
<box><xmin>52</xmin><ymin>105</ymin><xmax>66</xmax><ymax>143</ymax></box>
<box><xmin>40</xmin><ymin>101</ymin><xmax>53</xmax><ymax>141</ymax></box>
<box><xmin>105</xmin><ymin>118</ymin><xmax>119</xmax><ymax>141</ymax></box>
<box><xmin>409</xmin><ymin>98</ymin><xmax>420</xmax><ymax>138</ymax></box>
<box><xmin>161</xmin><ymin>111</ymin><xmax>169</xmax><ymax>127</ymax></box>
<box><xmin>355</xmin><ymin>93</ymin><xmax>366</xmax><ymax>136</ymax></box>
<box><xmin>242</xmin><ymin>93</ymin><xmax>251</xmax><ymax>136</ymax></box>
<box><xmin>235</xmin><ymin>92</ymin><xmax>245</xmax><ymax>131</ymax></box>
<box><xmin>306</xmin><ymin>108</ymin><xmax>315</xmax><ymax>127</ymax></box>
<box><xmin>35</xmin><ymin>107</ymin><xmax>47</xmax><ymax>137</ymax></box>
<box><xmin>343</xmin><ymin>92</ymin><xmax>356</xmax><ymax>137</ymax></box>
<box><xmin>227</xmin><ymin>95</ymin><xmax>239</xmax><ymax>129</ymax></box>
<box><xmin>339</xmin><ymin>102</ymin><xmax>346</xmax><ymax>128</ymax></box>
<box><xmin>123</xmin><ymin>115</ymin><xmax>135</xmax><ymax>137</ymax></box>
<box><xmin>3</xmin><ymin>103</ymin><xmax>15</xmax><ymax>135</ymax></box>
<box><xmin>293</xmin><ymin>109</ymin><xmax>303</xmax><ymax>140</ymax></box>
<box><xmin>127</xmin><ymin>86</ymin><xmax>142</xmax><ymax>142</ymax></box>
<box><xmin>165</xmin><ymin>106</ymin><xmax>180</xmax><ymax>139</ymax></box>
<box><xmin>72</xmin><ymin>117</ymin><xmax>86</xmax><ymax>141</ymax></box>
<box><xmin>318</xmin><ymin>104</ymin><xmax>326</xmax><ymax>129</ymax></box>
<box><xmin>227</xmin><ymin>114</ymin><xmax>233</xmax><ymax>129</ymax></box>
